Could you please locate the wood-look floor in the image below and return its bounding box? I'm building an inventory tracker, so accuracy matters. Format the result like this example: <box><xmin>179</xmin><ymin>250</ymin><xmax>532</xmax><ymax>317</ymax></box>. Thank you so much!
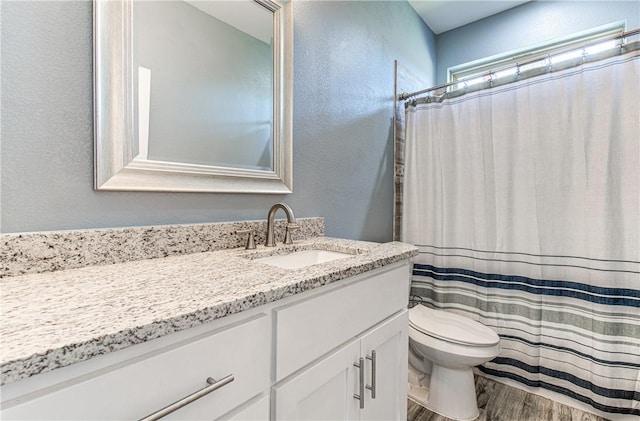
<box><xmin>407</xmin><ymin>376</ymin><xmax>610</xmax><ymax>421</ymax></box>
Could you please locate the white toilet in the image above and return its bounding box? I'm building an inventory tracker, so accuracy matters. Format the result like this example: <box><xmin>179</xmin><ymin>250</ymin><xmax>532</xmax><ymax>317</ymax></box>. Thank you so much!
<box><xmin>408</xmin><ymin>304</ymin><xmax>501</xmax><ymax>421</ymax></box>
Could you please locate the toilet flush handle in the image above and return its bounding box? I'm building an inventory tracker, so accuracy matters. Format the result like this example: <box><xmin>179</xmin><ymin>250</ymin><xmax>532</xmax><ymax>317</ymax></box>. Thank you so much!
<box><xmin>366</xmin><ymin>350</ymin><xmax>377</xmax><ymax>399</ymax></box>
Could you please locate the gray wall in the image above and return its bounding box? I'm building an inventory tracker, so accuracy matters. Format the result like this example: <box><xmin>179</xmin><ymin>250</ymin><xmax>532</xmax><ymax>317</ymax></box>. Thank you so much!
<box><xmin>1</xmin><ymin>1</ymin><xmax>436</xmax><ymax>240</ymax></box>
<box><xmin>435</xmin><ymin>1</ymin><xmax>640</xmax><ymax>83</ymax></box>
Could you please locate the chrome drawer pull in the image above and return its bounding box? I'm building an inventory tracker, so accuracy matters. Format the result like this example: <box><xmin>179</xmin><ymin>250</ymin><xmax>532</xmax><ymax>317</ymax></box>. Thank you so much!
<box><xmin>139</xmin><ymin>374</ymin><xmax>234</xmax><ymax>421</ymax></box>
<box><xmin>366</xmin><ymin>350</ymin><xmax>376</xmax><ymax>399</ymax></box>
<box><xmin>353</xmin><ymin>357</ymin><xmax>365</xmax><ymax>409</ymax></box>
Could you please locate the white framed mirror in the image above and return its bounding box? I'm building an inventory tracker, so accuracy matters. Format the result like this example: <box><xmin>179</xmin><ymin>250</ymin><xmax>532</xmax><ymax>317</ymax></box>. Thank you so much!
<box><xmin>94</xmin><ymin>0</ymin><xmax>293</xmax><ymax>193</ymax></box>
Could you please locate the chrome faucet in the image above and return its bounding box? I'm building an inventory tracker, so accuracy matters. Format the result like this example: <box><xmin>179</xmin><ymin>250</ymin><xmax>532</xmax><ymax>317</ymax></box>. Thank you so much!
<box><xmin>265</xmin><ymin>202</ymin><xmax>299</xmax><ymax>247</ymax></box>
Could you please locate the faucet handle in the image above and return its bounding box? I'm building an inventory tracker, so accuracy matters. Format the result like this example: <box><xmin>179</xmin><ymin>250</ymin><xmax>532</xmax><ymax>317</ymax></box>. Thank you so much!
<box><xmin>283</xmin><ymin>223</ymin><xmax>300</xmax><ymax>245</ymax></box>
<box><xmin>238</xmin><ymin>229</ymin><xmax>256</xmax><ymax>250</ymax></box>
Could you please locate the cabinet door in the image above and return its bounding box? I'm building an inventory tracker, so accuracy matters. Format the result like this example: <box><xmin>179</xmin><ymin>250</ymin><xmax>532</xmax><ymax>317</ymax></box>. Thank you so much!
<box><xmin>359</xmin><ymin>311</ymin><xmax>408</xmax><ymax>421</ymax></box>
<box><xmin>272</xmin><ymin>339</ymin><xmax>361</xmax><ymax>421</ymax></box>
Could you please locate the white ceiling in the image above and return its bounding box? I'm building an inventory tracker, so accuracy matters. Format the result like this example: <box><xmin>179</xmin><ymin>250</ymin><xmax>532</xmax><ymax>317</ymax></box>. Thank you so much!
<box><xmin>184</xmin><ymin>0</ymin><xmax>273</xmax><ymax>43</ymax></box>
<box><xmin>408</xmin><ymin>0</ymin><xmax>530</xmax><ymax>34</ymax></box>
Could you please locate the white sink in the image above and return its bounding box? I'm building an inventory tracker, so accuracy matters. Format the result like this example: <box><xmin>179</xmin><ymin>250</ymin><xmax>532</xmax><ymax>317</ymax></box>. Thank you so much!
<box><xmin>255</xmin><ymin>249</ymin><xmax>354</xmax><ymax>270</ymax></box>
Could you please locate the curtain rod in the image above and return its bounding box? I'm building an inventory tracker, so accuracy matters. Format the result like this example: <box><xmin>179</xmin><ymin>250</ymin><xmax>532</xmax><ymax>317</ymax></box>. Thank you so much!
<box><xmin>398</xmin><ymin>27</ymin><xmax>640</xmax><ymax>101</ymax></box>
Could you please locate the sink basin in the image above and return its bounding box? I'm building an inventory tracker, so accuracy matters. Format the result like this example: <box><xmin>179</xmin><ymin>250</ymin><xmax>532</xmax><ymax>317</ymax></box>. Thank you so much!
<box><xmin>255</xmin><ymin>249</ymin><xmax>354</xmax><ymax>270</ymax></box>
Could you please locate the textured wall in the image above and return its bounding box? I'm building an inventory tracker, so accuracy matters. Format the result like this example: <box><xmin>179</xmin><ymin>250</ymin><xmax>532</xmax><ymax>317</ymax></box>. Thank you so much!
<box><xmin>435</xmin><ymin>1</ymin><xmax>640</xmax><ymax>83</ymax></box>
<box><xmin>0</xmin><ymin>1</ymin><xmax>435</xmax><ymax>239</ymax></box>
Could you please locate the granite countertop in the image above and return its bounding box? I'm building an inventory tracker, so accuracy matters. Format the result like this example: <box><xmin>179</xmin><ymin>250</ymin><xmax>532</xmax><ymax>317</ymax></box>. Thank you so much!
<box><xmin>0</xmin><ymin>237</ymin><xmax>418</xmax><ymax>385</ymax></box>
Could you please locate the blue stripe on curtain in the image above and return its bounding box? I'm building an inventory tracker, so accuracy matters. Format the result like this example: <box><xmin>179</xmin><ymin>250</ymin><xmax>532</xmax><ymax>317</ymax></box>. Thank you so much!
<box><xmin>478</xmin><ymin>366</ymin><xmax>640</xmax><ymax>415</ymax></box>
<box><xmin>497</xmin><ymin>336</ymin><xmax>640</xmax><ymax>369</ymax></box>
<box><xmin>490</xmin><ymin>357</ymin><xmax>640</xmax><ymax>399</ymax></box>
<box><xmin>402</xmin><ymin>46</ymin><xmax>640</xmax><ymax>417</ymax></box>
<box><xmin>413</xmin><ymin>264</ymin><xmax>640</xmax><ymax>305</ymax></box>
<box><xmin>412</xmin><ymin>259</ymin><xmax>640</xmax><ymax>417</ymax></box>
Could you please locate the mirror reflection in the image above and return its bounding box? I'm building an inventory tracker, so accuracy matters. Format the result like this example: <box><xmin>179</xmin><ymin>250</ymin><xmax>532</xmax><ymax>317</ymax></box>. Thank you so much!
<box><xmin>134</xmin><ymin>0</ymin><xmax>274</xmax><ymax>171</ymax></box>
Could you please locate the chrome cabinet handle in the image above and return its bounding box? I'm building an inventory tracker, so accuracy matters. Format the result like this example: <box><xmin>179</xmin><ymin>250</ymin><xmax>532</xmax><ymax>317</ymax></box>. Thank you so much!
<box><xmin>366</xmin><ymin>350</ymin><xmax>377</xmax><ymax>399</ymax></box>
<box><xmin>353</xmin><ymin>357</ymin><xmax>365</xmax><ymax>409</ymax></box>
<box><xmin>139</xmin><ymin>374</ymin><xmax>234</xmax><ymax>421</ymax></box>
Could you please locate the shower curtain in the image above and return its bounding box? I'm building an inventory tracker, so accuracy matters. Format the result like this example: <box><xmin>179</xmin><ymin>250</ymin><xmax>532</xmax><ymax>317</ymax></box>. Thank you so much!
<box><xmin>402</xmin><ymin>45</ymin><xmax>640</xmax><ymax>416</ymax></box>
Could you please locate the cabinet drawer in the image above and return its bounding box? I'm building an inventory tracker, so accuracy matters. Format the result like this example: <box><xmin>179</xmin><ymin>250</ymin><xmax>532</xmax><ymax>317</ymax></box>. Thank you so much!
<box><xmin>221</xmin><ymin>393</ymin><xmax>270</xmax><ymax>420</ymax></box>
<box><xmin>274</xmin><ymin>263</ymin><xmax>410</xmax><ymax>380</ymax></box>
<box><xmin>2</xmin><ymin>314</ymin><xmax>270</xmax><ymax>420</ymax></box>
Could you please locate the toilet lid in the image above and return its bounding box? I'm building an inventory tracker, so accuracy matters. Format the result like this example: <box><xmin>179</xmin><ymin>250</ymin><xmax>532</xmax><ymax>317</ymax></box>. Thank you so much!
<box><xmin>409</xmin><ymin>305</ymin><xmax>500</xmax><ymax>346</ymax></box>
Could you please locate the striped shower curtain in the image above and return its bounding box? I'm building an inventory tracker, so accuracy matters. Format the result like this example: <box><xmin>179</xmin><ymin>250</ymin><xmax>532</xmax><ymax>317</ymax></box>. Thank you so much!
<box><xmin>401</xmin><ymin>45</ymin><xmax>640</xmax><ymax>417</ymax></box>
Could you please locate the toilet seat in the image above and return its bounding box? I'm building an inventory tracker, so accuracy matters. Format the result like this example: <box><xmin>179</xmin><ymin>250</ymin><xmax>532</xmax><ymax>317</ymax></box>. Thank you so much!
<box><xmin>409</xmin><ymin>305</ymin><xmax>499</xmax><ymax>347</ymax></box>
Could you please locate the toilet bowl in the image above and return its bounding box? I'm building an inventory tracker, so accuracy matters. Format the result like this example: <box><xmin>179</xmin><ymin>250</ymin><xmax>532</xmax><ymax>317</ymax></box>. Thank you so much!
<box><xmin>408</xmin><ymin>304</ymin><xmax>500</xmax><ymax>421</ymax></box>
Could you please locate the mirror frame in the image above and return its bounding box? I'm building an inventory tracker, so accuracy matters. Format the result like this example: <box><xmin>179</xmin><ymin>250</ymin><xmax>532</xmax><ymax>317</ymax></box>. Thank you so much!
<box><xmin>93</xmin><ymin>0</ymin><xmax>293</xmax><ymax>193</ymax></box>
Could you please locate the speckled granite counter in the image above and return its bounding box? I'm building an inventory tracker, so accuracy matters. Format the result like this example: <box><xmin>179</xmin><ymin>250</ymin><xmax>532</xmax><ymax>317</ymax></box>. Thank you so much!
<box><xmin>0</xmin><ymin>237</ymin><xmax>417</xmax><ymax>385</ymax></box>
<box><xmin>1</xmin><ymin>218</ymin><xmax>325</xmax><ymax>278</ymax></box>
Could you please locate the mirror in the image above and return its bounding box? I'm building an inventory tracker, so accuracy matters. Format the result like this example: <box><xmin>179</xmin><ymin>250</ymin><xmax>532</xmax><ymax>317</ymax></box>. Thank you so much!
<box><xmin>94</xmin><ymin>0</ymin><xmax>293</xmax><ymax>193</ymax></box>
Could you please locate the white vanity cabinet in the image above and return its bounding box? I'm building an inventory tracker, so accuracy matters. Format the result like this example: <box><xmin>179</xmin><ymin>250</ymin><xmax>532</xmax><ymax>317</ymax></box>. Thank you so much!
<box><xmin>272</xmin><ymin>263</ymin><xmax>410</xmax><ymax>420</ymax></box>
<box><xmin>272</xmin><ymin>312</ymin><xmax>408</xmax><ymax>420</ymax></box>
<box><xmin>1</xmin><ymin>260</ymin><xmax>411</xmax><ymax>421</ymax></box>
<box><xmin>1</xmin><ymin>314</ymin><xmax>272</xmax><ymax>420</ymax></box>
